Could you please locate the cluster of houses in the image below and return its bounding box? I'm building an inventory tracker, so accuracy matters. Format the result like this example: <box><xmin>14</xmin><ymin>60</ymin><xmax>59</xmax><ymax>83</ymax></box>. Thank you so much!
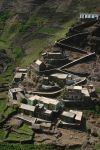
<box><xmin>8</xmin><ymin>13</ymin><xmax>98</xmax><ymax>130</ymax></box>
<box><xmin>8</xmin><ymin>86</ymin><xmax>83</xmax><ymax>127</ymax></box>
<box><xmin>8</xmin><ymin>64</ymin><xmax>96</xmax><ymax>129</ymax></box>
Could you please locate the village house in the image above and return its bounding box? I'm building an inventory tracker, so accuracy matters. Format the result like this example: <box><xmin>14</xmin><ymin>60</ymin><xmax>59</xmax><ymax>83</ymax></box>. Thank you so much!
<box><xmin>42</xmin><ymin>52</ymin><xmax>64</xmax><ymax>59</ymax></box>
<box><xmin>42</xmin><ymin>51</ymin><xmax>68</xmax><ymax>66</ymax></box>
<box><xmin>8</xmin><ymin>88</ymin><xmax>24</xmax><ymax>100</ymax></box>
<box><xmin>8</xmin><ymin>88</ymin><xmax>26</xmax><ymax>104</ymax></box>
<box><xmin>50</xmin><ymin>73</ymin><xmax>85</xmax><ymax>86</ymax></box>
<box><xmin>19</xmin><ymin>103</ymin><xmax>36</xmax><ymax>117</ymax></box>
<box><xmin>50</xmin><ymin>73</ymin><xmax>68</xmax><ymax>83</ymax></box>
<box><xmin>80</xmin><ymin>13</ymin><xmax>100</xmax><ymax>21</ymax></box>
<box><xmin>19</xmin><ymin>103</ymin><xmax>53</xmax><ymax>121</ymax></box>
<box><xmin>14</xmin><ymin>68</ymin><xmax>28</xmax><ymax>82</ymax></box>
<box><xmin>60</xmin><ymin>110</ymin><xmax>83</xmax><ymax>125</ymax></box>
<box><xmin>32</xmin><ymin>122</ymin><xmax>52</xmax><ymax>132</ymax></box>
<box><xmin>60</xmin><ymin>111</ymin><xmax>75</xmax><ymax>123</ymax></box>
<box><xmin>28</xmin><ymin>95</ymin><xmax>63</xmax><ymax>112</ymax></box>
<box><xmin>35</xmin><ymin>103</ymin><xmax>53</xmax><ymax>121</ymax></box>
<box><xmin>33</xmin><ymin>59</ymin><xmax>46</xmax><ymax>72</ymax></box>
<box><xmin>14</xmin><ymin>72</ymin><xmax>25</xmax><ymax>82</ymax></box>
<box><xmin>15</xmin><ymin>68</ymin><xmax>28</xmax><ymax>73</ymax></box>
<box><xmin>63</xmin><ymin>86</ymin><xmax>90</xmax><ymax>101</ymax></box>
<box><xmin>70</xmin><ymin>110</ymin><xmax>83</xmax><ymax>124</ymax></box>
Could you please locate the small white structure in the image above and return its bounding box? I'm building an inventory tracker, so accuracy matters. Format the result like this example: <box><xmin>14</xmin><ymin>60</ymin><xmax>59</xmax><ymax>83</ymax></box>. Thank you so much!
<box><xmin>34</xmin><ymin>59</ymin><xmax>46</xmax><ymax>72</ymax></box>
<box><xmin>70</xmin><ymin>110</ymin><xmax>83</xmax><ymax>124</ymax></box>
<box><xmin>42</xmin><ymin>52</ymin><xmax>63</xmax><ymax>59</ymax></box>
<box><xmin>15</xmin><ymin>67</ymin><xmax>27</xmax><ymax>73</ymax></box>
<box><xmin>80</xmin><ymin>13</ymin><xmax>100</xmax><ymax>20</ymax></box>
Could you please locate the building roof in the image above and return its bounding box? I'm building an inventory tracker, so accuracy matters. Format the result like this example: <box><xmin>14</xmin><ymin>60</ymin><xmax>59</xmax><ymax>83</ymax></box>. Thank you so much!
<box><xmin>35</xmin><ymin>59</ymin><xmax>43</xmax><ymax>65</ymax></box>
<box><xmin>70</xmin><ymin>110</ymin><xmax>82</xmax><ymax>121</ymax></box>
<box><xmin>51</xmin><ymin>73</ymin><xmax>68</xmax><ymax>79</ymax></box>
<box><xmin>44</xmin><ymin>109</ymin><xmax>53</xmax><ymax>115</ymax></box>
<box><xmin>80</xmin><ymin>13</ymin><xmax>100</xmax><ymax>19</ymax></box>
<box><xmin>61</xmin><ymin>111</ymin><xmax>75</xmax><ymax>118</ymax></box>
<box><xmin>28</xmin><ymin>95</ymin><xmax>40</xmax><ymax>101</ymax></box>
<box><xmin>67</xmin><ymin>86</ymin><xmax>82</xmax><ymax>91</ymax></box>
<box><xmin>18</xmin><ymin>68</ymin><xmax>27</xmax><ymax>72</ymax></box>
<box><xmin>41</xmin><ymin>122</ymin><xmax>51</xmax><ymax>128</ymax></box>
<box><xmin>73</xmin><ymin>86</ymin><xmax>82</xmax><ymax>90</ymax></box>
<box><xmin>9</xmin><ymin>88</ymin><xmax>23</xmax><ymax>93</ymax></box>
<box><xmin>82</xmin><ymin>88</ymin><xmax>90</xmax><ymax>97</ymax></box>
<box><xmin>40</xmin><ymin>96</ymin><xmax>60</xmax><ymax>105</ymax></box>
<box><xmin>14</xmin><ymin>73</ymin><xmax>23</xmax><ymax>79</ymax></box>
<box><xmin>48</xmin><ymin>52</ymin><xmax>62</xmax><ymax>55</ymax></box>
<box><xmin>28</xmin><ymin>95</ymin><xmax>60</xmax><ymax>105</ymax></box>
<box><xmin>20</xmin><ymin>103</ymin><xmax>36</xmax><ymax>112</ymax></box>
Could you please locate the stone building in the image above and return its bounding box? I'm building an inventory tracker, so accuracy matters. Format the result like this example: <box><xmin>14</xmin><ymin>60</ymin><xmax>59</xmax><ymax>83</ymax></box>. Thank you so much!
<box><xmin>33</xmin><ymin>59</ymin><xmax>46</xmax><ymax>72</ymax></box>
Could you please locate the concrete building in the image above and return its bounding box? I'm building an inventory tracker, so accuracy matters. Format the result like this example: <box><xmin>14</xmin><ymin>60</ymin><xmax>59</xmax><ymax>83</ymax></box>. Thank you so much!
<box><xmin>64</xmin><ymin>86</ymin><xmax>90</xmax><ymax>101</ymax></box>
<box><xmin>42</xmin><ymin>52</ymin><xmax>64</xmax><ymax>59</ymax></box>
<box><xmin>8</xmin><ymin>88</ymin><xmax>25</xmax><ymax>101</ymax></box>
<box><xmin>20</xmin><ymin>103</ymin><xmax>36</xmax><ymax>117</ymax></box>
<box><xmin>60</xmin><ymin>111</ymin><xmax>75</xmax><ymax>123</ymax></box>
<box><xmin>28</xmin><ymin>95</ymin><xmax>63</xmax><ymax>112</ymax></box>
<box><xmin>80</xmin><ymin>13</ymin><xmax>100</xmax><ymax>20</ymax></box>
<box><xmin>14</xmin><ymin>73</ymin><xmax>25</xmax><ymax>82</ymax></box>
<box><xmin>19</xmin><ymin>103</ymin><xmax>53</xmax><ymax>121</ymax></box>
<box><xmin>15</xmin><ymin>68</ymin><xmax>27</xmax><ymax>73</ymax></box>
<box><xmin>50</xmin><ymin>73</ymin><xmax>68</xmax><ymax>82</ymax></box>
<box><xmin>60</xmin><ymin>110</ymin><xmax>83</xmax><ymax>124</ymax></box>
<box><xmin>50</xmin><ymin>73</ymin><xmax>85</xmax><ymax>85</ymax></box>
<box><xmin>34</xmin><ymin>59</ymin><xmax>46</xmax><ymax>72</ymax></box>
<box><xmin>70</xmin><ymin>110</ymin><xmax>83</xmax><ymax>124</ymax></box>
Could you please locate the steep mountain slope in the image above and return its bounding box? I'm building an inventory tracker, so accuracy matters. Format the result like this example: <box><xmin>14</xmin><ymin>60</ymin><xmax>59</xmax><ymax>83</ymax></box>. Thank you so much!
<box><xmin>0</xmin><ymin>0</ymin><xmax>99</xmax><ymax>68</ymax></box>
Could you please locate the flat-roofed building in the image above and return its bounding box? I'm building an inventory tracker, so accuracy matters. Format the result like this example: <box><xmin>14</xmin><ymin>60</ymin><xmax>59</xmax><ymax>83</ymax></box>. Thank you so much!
<box><xmin>42</xmin><ymin>52</ymin><xmax>64</xmax><ymax>59</ymax></box>
<box><xmin>16</xmin><ymin>68</ymin><xmax>27</xmax><ymax>73</ymax></box>
<box><xmin>28</xmin><ymin>95</ymin><xmax>63</xmax><ymax>112</ymax></box>
<box><xmin>20</xmin><ymin>103</ymin><xmax>36</xmax><ymax>117</ymax></box>
<box><xmin>34</xmin><ymin>59</ymin><xmax>46</xmax><ymax>72</ymax></box>
<box><xmin>14</xmin><ymin>73</ymin><xmax>25</xmax><ymax>82</ymax></box>
<box><xmin>64</xmin><ymin>86</ymin><xmax>90</xmax><ymax>101</ymax></box>
<box><xmin>40</xmin><ymin>109</ymin><xmax>53</xmax><ymax>121</ymax></box>
<box><xmin>80</xmin><ymin>13</ymin><xmax>100</xmax><ymax>20</ymax></box>
<box><xmin>50</xmin><ymin>73</ymin><xmax>68</xmax><ymax>81</ymax></box>
<box><xmin>70</xmin><ymin>110</ymin><xmax>83</xmax><ymax>124</ymax></box>
<box><xmin>60</xmin><ymin>110</ymin><xmax>83</xmax><ymax>125</ymax></box>
<box><xmin>28</xmin><ymin>95</ymin><xmax>40</xmax><ymax>105</ymax></box>
<box><xmin>19</xmin><ymin>103</ymin><xmax>53</xmax><ymax>121</ymax></box>
<box><xmin>60</xmin><ymin>111</ymin><xmax>75</xmax><ymax>123</ymax></box>
<box><xmin>8</xmin><ymin>88</ymin><xmax>24</xmax><ymax>101</ymax></box>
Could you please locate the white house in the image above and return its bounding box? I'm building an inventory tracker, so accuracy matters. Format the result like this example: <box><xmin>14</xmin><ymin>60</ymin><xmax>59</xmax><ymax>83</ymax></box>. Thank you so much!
<box><xmin>80</xmin><ymin>13</ymin><xmax>100</xmax><ymax>20</ymax></box>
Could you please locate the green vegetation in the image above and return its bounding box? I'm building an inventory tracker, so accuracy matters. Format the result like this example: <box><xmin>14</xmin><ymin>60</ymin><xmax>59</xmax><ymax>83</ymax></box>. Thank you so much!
<box><xmin>96</xmin><ymin>88</ymin><xmax>100</xmax><ymax>94</ymax></box>
<box><xmin>0</xmin><ymin>144</ymin><xmax>55</xmax><ymax>150</ymax></box>
<box><xmin>0</xmin><ymin>129</ymin><xmax>7</xmax><ymax>140</ymax></box>
<box><xmin>17</xmin><ymin>124</ymin><xmax>32</xmax><ymax>135</ymax></box>
<box><xmin>93</xmin><ymin>144</ymin><xmax>100</xmax><ymax>150</ymax></box>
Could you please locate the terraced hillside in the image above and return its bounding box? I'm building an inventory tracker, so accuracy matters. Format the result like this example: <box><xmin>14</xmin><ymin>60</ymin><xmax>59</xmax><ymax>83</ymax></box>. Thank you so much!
<box><xmin>0</xmin><ymin>1</ymin><xmax>100</xmax><ymax>150</ymax></box>
<box><xmin>0</xmin><ymin>0</ymin><xmax>99</xmax><ymax>68</ymax></box>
